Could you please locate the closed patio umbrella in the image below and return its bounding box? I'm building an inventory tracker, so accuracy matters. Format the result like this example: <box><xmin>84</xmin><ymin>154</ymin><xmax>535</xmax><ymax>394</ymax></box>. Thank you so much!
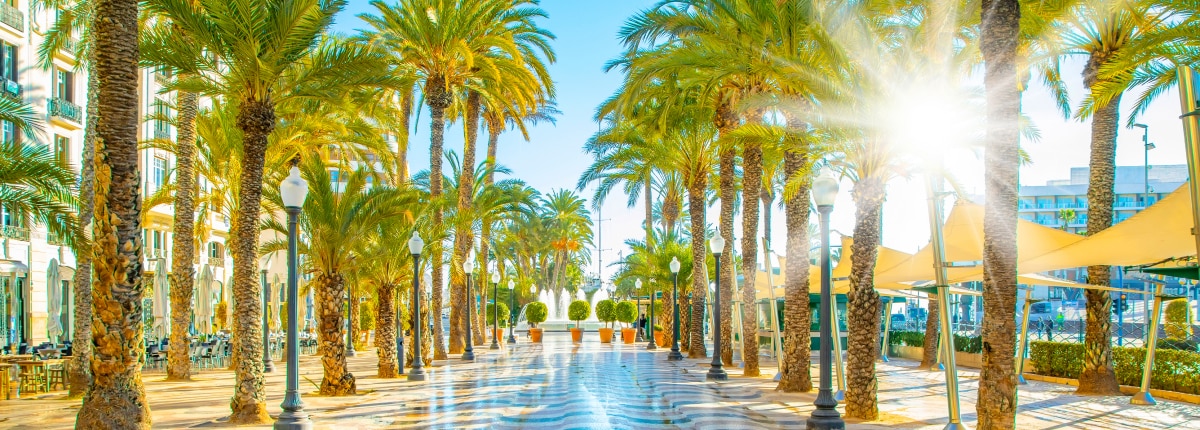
<box><xmin>271</xmin><ymin>274</ymin><xmax>282</xmax><ymax>331</ymax></box>
<box><xmin>196</xmin><ymin>266</ymin><xmax>213</xmax><ymax>334</ymax></box>
<box><xmin>152</xmin><ymin>258</ymin><xmax>170</xmax><ymax>338</ymax></box>
<box><xmin>46</xmin><ymin>259</ymin><xmax>63</xmax><ymax>342</ymax></box>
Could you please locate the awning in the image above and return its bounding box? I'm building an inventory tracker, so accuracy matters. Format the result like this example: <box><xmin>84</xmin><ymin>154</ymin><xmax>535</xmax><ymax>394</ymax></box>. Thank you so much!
<box><xmin>1142</xmin><ymin>265</ymin><xmax>1200</xmax><ymax>280</ymax></box>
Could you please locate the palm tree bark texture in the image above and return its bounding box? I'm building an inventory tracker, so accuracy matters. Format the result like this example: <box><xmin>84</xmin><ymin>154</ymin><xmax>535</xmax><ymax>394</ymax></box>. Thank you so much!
<box><xmin>68</xmin><ymin>67</ymin><xmax>99</xmax><ymax>400</ymax></box>
<box><xmin>739</xmin><ymin>140</ymin><xmax>763</xmax><ymax>377</ymax></box>
<box><xmin>1077</xmin><ymin>51</ymin><xmax>1123</xmax><ymax>396</ymax></box>
<box><xmin>920</xmin><ymin>296</ymin><xmax>940</xmax><ymax>369</ymax></box>
<box><xmin>316</xmin><ymin>272</ymin><xmax>356</xmax><ymax>395</ymax></box>
<box><xmin>687</xmin><ymin>177</ymin><xmax>709</xmax><ymax>359</ymax></box>
<box><xmin>718</xmin><ymin>146</ymin><xmax>736</xmax><ymax>366</ymax></box>
<box><xmin>227</xmin><ymin>98</ymin><xmax>274</xmax><ymax>424</ymax></box>
<box><xmin>978</xmin><ymin>0</ymin><xmax>1023</xmax><ymax>425</ymax></box>
<box><xmin>778</xmin><ymin>150</ymin><xmax>813</xmax><ymax>392</ymax></box>
<box><xmin>845</xmin><ymin>177</ymin><xmax>885</xmax><ymax>420</ymax></box>
<box><xmin>376</xmin><ymin>282</ymin><xmax>398</xmax><ymax>378</ymax></box>
<box><xmin>167</xmin><ymin>89</ymin><xmax>199</xmax><ymax>382</ymax></box>
<box><xmin>427</xmin><ymin>79</ymin><xmax>451</xmax><ymax>361</ymax></box>
<box><xmin>450</xmin><ymin>91</ymin><xmax>482</xmax><ymax>356</ymax></box>
<box><xmin>74</xmin><ymin>0</ymin><xmax>149</xmax><ymax>424</ymax></box>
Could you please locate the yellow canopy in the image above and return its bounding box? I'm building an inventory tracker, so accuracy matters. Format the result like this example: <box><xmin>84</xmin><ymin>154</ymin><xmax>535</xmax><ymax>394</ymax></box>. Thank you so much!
<box><xmin>875</xmin><ymin>201</ymin><xmax>1086</xmax><ymax>284</ymax></box>
<box><xmin>1020</xmin><ymin>184</ymin><xmax>1196</xmax><ymax>273</ymax></box>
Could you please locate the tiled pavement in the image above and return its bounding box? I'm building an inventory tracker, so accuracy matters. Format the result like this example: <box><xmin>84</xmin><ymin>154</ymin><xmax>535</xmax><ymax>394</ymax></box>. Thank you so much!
<box><xmin>2</xmin><ymin>333</ymin><xmax>1199</xmax><ymax>429</ymax></box>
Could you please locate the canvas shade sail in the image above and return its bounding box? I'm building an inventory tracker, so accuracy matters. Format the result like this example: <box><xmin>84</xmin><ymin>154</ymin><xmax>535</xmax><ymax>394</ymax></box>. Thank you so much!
<box><xmin>1019</xmin><ymin>184</ymin><xmax>1196</xmax><ymax>273</ymax></box>
<box><xmin>151</xmin><ymin>258</ymin><xmax>170</xmax><ymax>337</ymax></box>
<box><xmin>46</xmin><ymin>259</ymin><xmax>63</xmax><ymax>340</ymax></box>
<box><xmin>875</xmin><ymin>201</ymin><xmax>1086</xmax><ymax>284</ymax></box>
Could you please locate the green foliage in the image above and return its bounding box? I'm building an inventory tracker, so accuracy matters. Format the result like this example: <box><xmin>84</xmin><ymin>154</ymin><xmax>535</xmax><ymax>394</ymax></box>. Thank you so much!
<box><xmin>486</xmin><ymin>303</ymin><xmax>511</xmax><ymax>328</ymax></box>
<box><xmin>1157</xmin><ymin>339</ymin><xmax>1199</xmax><ymax>352</ymax></box>
<box><xmin>953</xmin><ymin>334</ymin><xmax>983</xmax><ymax>354</ymax></box>
<box><xmin>359</xmin><ymin>301</ymin><xmax>375</xmax><ymax>330</ymax></box>
<box><xmin>653</xmin><ymin>324</ymin><xmax>663</xmax><ymax>332</ymax></box>
<box><xmin>888</xmin><ymin>331</ymin><xmax>925</xmax><ymax>347</ymax></box>
<box><xmin>1165</xmin><ymin>299</ymin><xmax>1194</xmax><ymax>341</ymax></box>
<box><xmin>1030</xmin><ymin>341</ymin><xmax>1200</xmax><ymax>395</ymax></box>
<box><xmin>525</xmin><ymin>302</ymin><xmax>548</xmax><ymax>327</ymax></box>
<box><xmin>568</xmin><ymin>300</ymin><xmax>591</xmax><ymax>324</ymax></box>
<box><xmin>595</xmin><ymin>299</ymin><xmax>617</xmax><ymax>327</ymax></box>
<box><xmin>615</xmin><ymin>301</ymin><xmax>637</xmax><ymax>326</ymax></box>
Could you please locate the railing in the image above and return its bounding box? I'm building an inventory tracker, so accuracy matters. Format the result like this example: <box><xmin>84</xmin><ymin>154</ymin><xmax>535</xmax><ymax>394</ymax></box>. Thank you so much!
<box><xmin>154</xmin><ymin>72</ymin><xmax>170</xmax><ymax>86</ymax></box>
<box><xmin>47</xmin><ymin>232</ymin><xmax>68</xmax><ymax>246</ymax></box>
<box><xmin>0</xmin><ymin>2</ymin><xmax>23</xmax><ymax>32</ymax></box>
<box><xmin>154</xmin><ymin>126</ymin><xmax>170</xmax><ymax>140</ymax></box>
<box><xmin>1</xmin><ymin>79</ymin><xmax>20</xmax><ymax>102</ymax></box>
<box><xmin>49</xmin><ymin>98</ymin><xmax>82</xmax><ymax>123</ymax></box>
<box><xmin>0</xmin><ymin>225</ymin><xmax>29</xmax><ymax>241</ymax></box>
<box><xmin>62</xmin><ymin>37</ymin><xmax>79</xmax><ymax>55</ymax></box>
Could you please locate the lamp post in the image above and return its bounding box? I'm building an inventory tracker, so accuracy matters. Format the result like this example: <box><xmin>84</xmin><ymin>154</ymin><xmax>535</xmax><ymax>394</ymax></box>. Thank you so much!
<box><xmin>262</xmin><ymin>269</ymin><xmax>275</xmax><ymax>373</ymax></box>
<box><xmin>490</xmin><ymin>272</ymin><xmax>501</xmax><ymax>350</ymax></box>
<box><xmin>636</xmin><ymin>279</ymin><xmax>644</xmax><ymax>342</ymax></box>
<box><xmin>463</xmin><ymin>254</ymin><xmax>476</xmax><ymax>361</ymax></box>
<box><xmin>407</xmin><ymin>232</ymin><xmax>427</xmax><ymax>381</ymax></box>
<box><xmin>346</xmin><ymin>286</ymin><xmax>356</xmax><ymax>358</ymax></box>
<box><xmin>806</xmin><ymin>168</ymin><xmax>844</xmax><ymax>430</ymax></box>
<box><xmin>668</xmin><ymin>257</ymin><xmax>683</xmax><ymax>361</ymax></box>
<box><xmin>647</xmin><ymin>281</ymin><xmax>657</xmax><ymax>350</ymax></box>
<box><xmin>707</xmin><ymin>234</ymin><xmax>728</xmax><ymax>381</ymax></box>
<box><xmin>508</xmin><ymin>279</ymin><xmax>517</xmax><ymax>344</ymax></box>
<box><xmin>1133</xmin><ymin>123</ymin><xmax>1156</xmax><ymax>207</ymax></box>
<box><xmin>275</xmin><ymin>166</ymin><xmax>312</xmax><ymax>430</ymax></box>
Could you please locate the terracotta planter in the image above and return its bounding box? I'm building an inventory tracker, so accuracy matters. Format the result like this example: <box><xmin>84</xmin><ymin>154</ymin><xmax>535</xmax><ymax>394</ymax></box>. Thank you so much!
<box><xmin>598</xmin><ymin>328</ymin><xmax>614</xmax><ymax>343</ymax></box>
<box><xmin>570</xmin><ymin>328</ymin><xmax>584</xmax><ymax>343</ymax></box>
<box><xmin>494</xmin><ymin>328</ymin><xmax>505</xmax><ymax>341</ymax></box>
<box><xmin>655</xmin><ymin>331</ymin><xmax>668</xmax><ymax>347</ymax></box>
<box><xmin>529</xmin><ymin>328</ymin><xmax>544</xmax><ymax>343</ymax></box>
<box><xmin>621</xmin><ymin>328</ymin><xmax>636</xmax><ymax>344</ymax></box>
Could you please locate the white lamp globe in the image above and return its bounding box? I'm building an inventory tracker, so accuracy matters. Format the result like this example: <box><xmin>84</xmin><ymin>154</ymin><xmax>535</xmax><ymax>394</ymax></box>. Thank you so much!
<box><xmin>710</xmin><ymin>234</ymin><xmax>725</xmax><ymax>254</ymax></box>
<box><xmin>280</xmin><ymin>166</ymin><xmax>309</xmax><ymax>208</ymax></box>
<box><xmin>407</xmin><ymin>232</ymin><xmax>424</xmax><ymax>255</ymax></box>
<box><xmin>813</xmin><ymin>168</ymin><xmax>840</xmax><ymax>207</ymax></box>
<box><xmin>669</xmin><ymin>257</ymin><xmax>681</xmax><ymax>274</ymax></box>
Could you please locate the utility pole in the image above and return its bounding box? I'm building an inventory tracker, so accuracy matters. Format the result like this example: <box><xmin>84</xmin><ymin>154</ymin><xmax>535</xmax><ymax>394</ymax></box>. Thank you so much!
<box><xmin>596</xmin><ymin>207</ymin><xmax>611</xmax><ymax>290</ymax></box>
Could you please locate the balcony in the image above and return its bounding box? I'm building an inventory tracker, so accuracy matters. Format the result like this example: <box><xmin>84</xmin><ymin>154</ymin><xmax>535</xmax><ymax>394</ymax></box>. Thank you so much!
<box><xmin>154</xmin><ymin>72</ymin><xmax>170</xmax><ymax>86</ymax></box>
<box><xmin>1</xmin><ymin>79</ymin><xmax>20</xmax><ymax>103</ymax></box>
<box><xmin>0</xmin><ymin>2</ymin><xmax>23</xmax><ymax>32</ymax></box>
<box><xmin>154</xmin><ymin>126</ymin><xmax>170</xmax><ymax>140</ymax></box>
<box><xmin>49</xmin><ymin>98</ymin><xmax>83</xmax><ymax>127</ymax></box>
<box><xmin>47</xmin><ymin>232</ymin><xmax>68</xmax><ymax>246</ymax></box>
<box><xmin>0</xmin><ymin>225</ymin><xmax>29</xmax><ymax>241</ymax></box>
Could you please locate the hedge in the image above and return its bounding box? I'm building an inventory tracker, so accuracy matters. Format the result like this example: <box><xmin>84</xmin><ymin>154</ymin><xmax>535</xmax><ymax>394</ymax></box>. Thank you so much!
<box><xmin>1029</xmin><ymin>341</ymin><xmax>1200</xmax><ymax>395</ymax></box>
<box><xmin>887</xmin><ymin>330</ymin><xmax>982</xmax><ymax>353</ymax></box>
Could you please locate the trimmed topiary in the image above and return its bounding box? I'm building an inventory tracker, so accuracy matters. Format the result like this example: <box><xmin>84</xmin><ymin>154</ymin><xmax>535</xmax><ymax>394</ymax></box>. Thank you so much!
<box><xmin>525</xmin><ymin>302</ymin><xmax>548</xmax><ymax>328</ymax></box>
<box><xmin>596</xmin><ymin>299</ymin><xmax>617</xmax><ymax>328</ymax></box>
<box><xmin>615</xmin><ymin>301</ymin><xmax>637</xmax><ymax>328</ymax></box>
<box><xmin>568</xmin><ymin>300</ymin><xmax>591</xmax><ymax>328</ymax></box>
<box><xmin>486</xmin><ymin>302</ymin><xmax>511</xmax><ymax>328</ymax></box>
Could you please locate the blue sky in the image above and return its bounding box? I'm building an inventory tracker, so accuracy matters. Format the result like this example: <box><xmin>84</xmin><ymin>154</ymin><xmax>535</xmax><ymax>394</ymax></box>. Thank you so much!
<box><xmin>330</xmin><ymin>1</ymin><xmax>1191</xmax><ymax>281</ymax></box>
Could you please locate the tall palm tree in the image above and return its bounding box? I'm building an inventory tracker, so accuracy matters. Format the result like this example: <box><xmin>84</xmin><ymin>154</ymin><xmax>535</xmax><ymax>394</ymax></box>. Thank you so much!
<box><xmin>72</xmin><ymin>0</ymin><xmax>147</xmax><ymax>424</ymax></box>
<box><xmin>0</xmin><ymin>103</ymin><xmax>77</xmax><ymax>245</ymax></box>
<box><xmin>977</xmin><ymin>0</ymin><xmax>1023</xmax><ymax>424</ymax></box>
<box><xmin>140</xmin><ymin>0</ymin><xmax>402</xmax><ymax>419</ymax></box>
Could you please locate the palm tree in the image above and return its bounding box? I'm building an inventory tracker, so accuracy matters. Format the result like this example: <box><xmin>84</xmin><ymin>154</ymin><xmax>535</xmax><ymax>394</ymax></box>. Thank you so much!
<box><xmin>141</xmin><ymin>0</ymin><xmax>402</xmax><ymax>419</ymax></box>
<box><xmin>977</xmin><ymin>0</ymin><xmax>1024</xmax><ymax>424</ymax></box>
<box><xmin>72</xmin><ymin>0</ymin><xmax>147</xmax><ymax>424</ymax></box>
<box><xmin>262</xmin><ymin>160</ymin><xmax>416</xmax><ymax>395</ymax></box>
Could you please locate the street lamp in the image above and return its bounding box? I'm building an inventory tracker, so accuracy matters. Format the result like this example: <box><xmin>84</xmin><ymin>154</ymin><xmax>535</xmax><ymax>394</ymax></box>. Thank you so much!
<box><xmin>275</xmin><ymin>165</ymin><xmax>312</xmax><ymax>430</ymax></box>
<box><xmin>647</xmin><ymin>280</ymin><xmax>657</xmax><ymax>350</ymax></box>
<box><xmin>462</xmin><ymin>254</ymin><xmax>476</xmax><ymax>361</ymax></box>
<box><xmin>1133</xmin><ymin>124</ymin><xmax>1156</xmax><ymax>207</ymax></box>
<box><xmin>490</xmin><ymin>271</ymin><xmax>501</xmax><ymax>350</ymax></box>
<box><xmin>346</xmin><ymin>287</ymin><xmax>356</xmax><ymax>358</ymax></box>
<box><xmin>261</xmin><ymin>268</ymin><xmax>275</xmax><ymax>373</ymax></box>
<box><xmin>636</xmin><ymin>279</ymin><xmax>645</xmax><ymax>342</ymax></box>
<box><xmin>707</xmin><ymin>234</ymin><xmax>728</xmax><ymax>381</ymax></box>
<box><xmin>407</xmin><ymin>232</ymin><xmax>427</xmax><ymax>381</ymax></box>
<box><xmin>508</xmin><ymin>279</ymin><xmax>517</xmax><ymax>344</ymax></box>
<box><xmin>668</xmin><ymin>257</ymin><xmax>683</xmax><ymax>361</ymax></box>
<box><xmin>807</xmin><ymin>168</ymin><xmax>844</xmax><ymax>429</ymax></box>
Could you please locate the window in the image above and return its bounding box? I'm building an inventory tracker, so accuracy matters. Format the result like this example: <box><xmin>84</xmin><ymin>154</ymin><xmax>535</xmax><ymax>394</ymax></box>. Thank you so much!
<box><xmin>1</xmin><ymin>205</ymin><xmax>14</xmax><ymax>226</ymax></box>
<box><xmin>0</xmin><ymin>42</ymin><xmax>15</xmax><ymax>82</ymax></box>
<box><xmin>53</xmin><ymin>135</ymin><xmax>69</xmax><ymax>164</ymax></box>
<box><xmin>153</xmin><ymin>101</ymin><xmax>170</xmax><ymax>137</ymax></box>
<box><xmin>1</xmin><ymin>119</ymin><xmax>15</xmax><ymax>144</ymax></box>
<box><xmin>152</xmin><ymin>156</ymin><xmax>169</xmax><ymax>191</ymax></box>
<box><xmin>55</xmin><ymin>68</ymin><xmax>75</xmax><ymax>103</ymax></box>
<box><xmin>330</xmin><ymin>169</ymin><xmax>340</xmax><ymax>183</ymax></box>
<box><xmin>209</xmin><ymin>242</ymin><xmax>224</xmax><ymax>260</ymax></box>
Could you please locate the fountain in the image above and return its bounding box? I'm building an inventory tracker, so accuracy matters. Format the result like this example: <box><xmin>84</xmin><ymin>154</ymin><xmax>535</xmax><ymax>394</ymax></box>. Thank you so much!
<box><xmin>515</xmin><ymin>288</ymin><xmax>614</xmax><ymax>332</ymax></box>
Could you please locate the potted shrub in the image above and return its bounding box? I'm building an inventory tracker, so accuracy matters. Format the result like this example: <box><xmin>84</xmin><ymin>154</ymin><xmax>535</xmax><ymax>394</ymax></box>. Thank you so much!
<box><xmin>526</xmin><ymin>302</ymin><xmax>548</xmax><ymax>342</ymax></box>
<box><xmin>595</xmin><ymin>299</ymin><xmax>617</xmax><ymax>343</ymax></box>
<box><xmin>654</xmin><ymin>324</ymin><xmax>668</xmax><ymax>347</ymax></box>
<box><xmin>615</xmin><ymin>301</ymin><xmax>637</xmax><ymax>344</ymax></box>
<box><xmin>486</xmin><ymin>302</ymin><xmax>510</xmax><ymax>342</ymax></box>
<box><xmin>568</xmin><ymin>300</ymin><xmax>591</xmax><ymax>343</ymax></box>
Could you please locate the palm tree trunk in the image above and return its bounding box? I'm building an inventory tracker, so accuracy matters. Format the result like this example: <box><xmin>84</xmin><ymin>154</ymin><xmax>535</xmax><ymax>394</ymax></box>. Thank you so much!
<box><xmin>777</xmin><ymin>151</ymin><xmax>813</xmax><ymax>392</ymax></box>
<box><xmin>396</xmin><ymin>88</ymin><xmax>414</xmax><ymax>182</ymax></box>
<box><xmin>687</xmin><ymin>179</ymin><xmax>709</xmax><ymax>359</ymax></box>
<box><xmin>376</xmin><ymin>281</ymin><xmax>398</xmax><ymax>378</ymax></box>
<box><xmin>1077</xmin><ymin>54</ymin><xmax>1123</xmax><ymax>395</ymax></box>
<box><xmin>167</xmin><ymin>89</ymin><xmax>199</xmax><ymax>382</ymax></box>
<box><xmin>68</xmin><ymin>64</ymin><xmax>99</xmax><ymax>400</ymax></box>
<box><xmin>317</xmin><ymin>272</ymin><xmax>356</xmax><ymax>395</ymax></box>
<box><xmin>718</xmin><ymin>146</ymin><xmax>735</xmax><ymax>366</ymax></box>
<box><xmin>475</xmin><ymin>121</ymin><xmax>500</xmax><ymax>345</ymax></box>
<box><xmin>740</xmin><ymin>141</ymin><xmax>762</xmax><ymax>377</ymax></box>
<box><xmin>449</xmin><ymin>91</ymin><xmax>482</xmax><ymax>355</ymax></box>
<box><xmin>977</xmin><ymin>0</ymin><xmax>1023</xmax><ymax>425</ymax></box>
<box><xmin>226</xmin><ymin>98</ymin><xmax>274</xmax><ymax>424</ymax></box>
<box><xmin>645</xmin><ymin>175</ymin><xmax>654</xmax><ymax>252</ymax></box>
<box><xmin>845</xmin><ymin>177</ymin><xmax>885</xmax><ymax>420</ymax></box>
<box><xmin>920</xmin><ymin>296</ymin><xmax>940</xmax><ymax>369</ymax></box>
<box><xmin>427</xmin><ymin>81</ymin><xmax>451</xmax><ymax>362</ymax></box>
<box><xmin>350</xmin><ymin>286</ymin><xmax>362</xmax><ymax>349</ymax></box>
<box><xmin>74</xmin><ymin>0</ymin><xmax>149</xmax><ymax>424</ymax></box>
